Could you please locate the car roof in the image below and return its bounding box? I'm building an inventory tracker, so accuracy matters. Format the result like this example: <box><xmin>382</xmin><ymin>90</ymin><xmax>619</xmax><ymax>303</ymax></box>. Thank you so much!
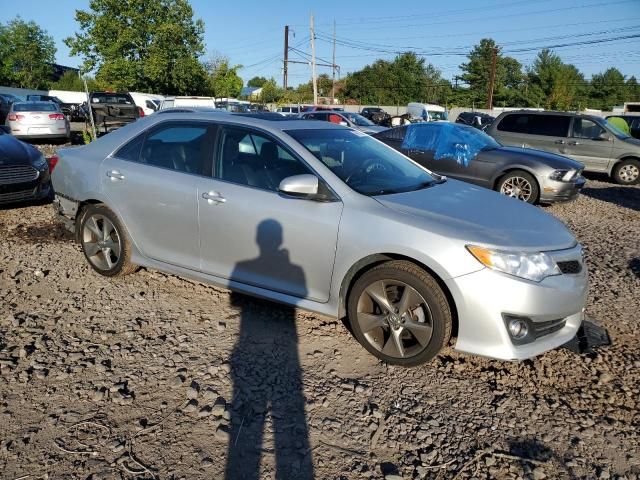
<box><xmin>144</xmin><ymin>110</ymin><xmax>346</xmax><ymax>131</ymax></box>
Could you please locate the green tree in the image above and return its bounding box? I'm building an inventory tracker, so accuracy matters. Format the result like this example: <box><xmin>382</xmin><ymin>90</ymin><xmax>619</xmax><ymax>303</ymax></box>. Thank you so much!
<box><xmin>342</xmin><ymin>53</ymin><xmax>450</xmax><ymax>105</ymax></box>
<box><xmin>0</xmin><ymin>17</ymin><xmax>56</xmax><ymax>89</ymax></box>
<box><xmin>589</xmin><ymin>68</ymin><xmax>626</xmax><ymax>110</ymax></box>
<box><xmin>209</xmin><ymin>60</ymin><xmax>243</xmax><ymax>98</ymax></box>
<box><xmin>65</xmin><ymin>0</ymin><xmax>208</xmax><ymax>94</ymax></box>
<box><xmin>50</xmin><ymin>70</ymin><xmax>103</xmax><ymax>92</ymax></box>
<box><xmin>459</xmin><ymin>38</ymin><xmax>525</xmax><ymax>108</ymax></box>
<box><xmin>527</xmin><ymin>49</ymin><xmax>587</xmax><ymax>110</ymax></box>
<box><xmin>626</xmin><ymin>76</ymin><xmax>640</xmax><ymax>102</ymax></box>
<box><xmin>247</xmin><ymin>76</ymin><xmax>268</xmax><ymax>88</ymax></box>
<box><xmin>259</xmin><ymin>78</ymin><xmax>282</xmax><ymax>103</ymax></box>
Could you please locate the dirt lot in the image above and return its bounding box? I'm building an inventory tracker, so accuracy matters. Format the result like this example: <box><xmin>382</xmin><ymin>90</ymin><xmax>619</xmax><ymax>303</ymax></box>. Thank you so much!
<box><xmin>1</xmin><ymin>164</ymin><xmax>639</xmax><ymax>479</ymax></box>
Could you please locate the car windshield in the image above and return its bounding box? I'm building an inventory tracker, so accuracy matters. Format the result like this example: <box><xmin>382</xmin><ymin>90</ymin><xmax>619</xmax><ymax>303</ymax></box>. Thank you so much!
<box><xmin>429</xmin><ymin>111</ymin><xmax>448</xmax><ymax>121</ymax></box>
<box><xmin>287</xmin><ymin>128</ymin><xmax>437</xmax><ymax>196</ymax></box>
<box><xmin>13</xmin><ymin>102</ymin><xmax>58</xmax><ymax>112</ymax></box>
<box><xmin>343</xmin><ymin>112</ymin><xmax>375</xmax><ymax>126</ymax></box>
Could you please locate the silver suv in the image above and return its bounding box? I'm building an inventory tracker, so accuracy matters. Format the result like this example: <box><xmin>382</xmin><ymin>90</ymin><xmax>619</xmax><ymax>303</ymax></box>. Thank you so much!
<box><xmin>52</xmin><ymin>112</ymin><xmax>587</xmax><ymax>366</ymax></box>
<box><xmin>486</xmin><ymin>110</ymin><xmax>640</xmax><ymax>185</ymax></box>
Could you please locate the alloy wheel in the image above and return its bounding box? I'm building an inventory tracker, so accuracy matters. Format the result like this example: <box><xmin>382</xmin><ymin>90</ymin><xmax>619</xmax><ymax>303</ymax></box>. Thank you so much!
<box><xmin>82</xmin><ymin>214</ymin><xmax>121</xmax><ymax>271</ymax></box>
<box><xmin>355</xmin><ymin>280</ymin><xmax>433</xmax><ymax>359</ymax></box>
<box><xmin>500</xmin><ymin>176</ymin><xmax>532</xmax><ymax>201</ymax></box>
<box><xmin>619</xmin><ymin>164</ymin><xmax>639</xmax><ymax>183</ymax></box>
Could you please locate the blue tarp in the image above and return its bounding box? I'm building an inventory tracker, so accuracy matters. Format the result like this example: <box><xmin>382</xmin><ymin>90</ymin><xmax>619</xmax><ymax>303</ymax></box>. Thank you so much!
<box><xmin>401</xmin><ymin>123</ymin><xmax>487</xmax><ymax>167</ymax></box>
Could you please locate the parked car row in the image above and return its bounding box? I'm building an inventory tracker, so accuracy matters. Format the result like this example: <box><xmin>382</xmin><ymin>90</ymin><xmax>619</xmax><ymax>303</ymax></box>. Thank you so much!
<box><xmin>51</xmin><ymin>111</ymin><xmax>588</xmax><ymax>367</ymax></box>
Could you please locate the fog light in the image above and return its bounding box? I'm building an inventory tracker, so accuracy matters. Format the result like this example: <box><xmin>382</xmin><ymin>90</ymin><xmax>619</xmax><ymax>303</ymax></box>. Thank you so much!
<box><xmin>508</xmin><ymin>318</ymin><xmax>529</xmax><ymax>339</ymax></box>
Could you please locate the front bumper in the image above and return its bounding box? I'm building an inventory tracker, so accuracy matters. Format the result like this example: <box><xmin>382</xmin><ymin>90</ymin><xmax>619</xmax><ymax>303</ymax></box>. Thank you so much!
<box><xmin>539</xmin><ymin>176</ymin><xmax>586</xmax><ymax>203</ymax></box>
<box><xmin>0</xmin><ymin>168</ymin><xmax>52</xmax><ymax>205</ymax></box>
<box><xmin>445</xmin><ymin>246</ymin><xmax>588</xmax><ymax>360</ymax></box>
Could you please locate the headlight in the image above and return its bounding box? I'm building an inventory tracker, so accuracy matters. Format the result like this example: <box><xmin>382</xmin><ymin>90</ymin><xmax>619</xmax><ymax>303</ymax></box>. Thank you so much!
<box><xmin>549</xmin><ymin>169</ymin><xmax>575</xmax><ymax>181</ymax></box>
<box><xmin>33</xmin><ymin>154</ymin><xmax>48</xmax><ymax>169</ymax></box>
<box><xmin>466</xmin><ymin>245</ymin><xmax>560</xmax><ymax>282</ymax></box>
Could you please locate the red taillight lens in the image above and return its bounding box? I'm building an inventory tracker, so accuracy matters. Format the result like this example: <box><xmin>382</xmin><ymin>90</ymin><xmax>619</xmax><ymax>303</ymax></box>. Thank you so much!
<box><xmin>7</xmin><ymin>114</ymin><xmax>25</xmax><ymax>121</ymax></box>
<box><xmin>47</xmin><ymin>155</ymin><xmax>59</xmax><ymax>173</ymax></box>
<box><xmin>48</xmin><ymin>113</ymin><xmax>65</xmax><ymax>120</ymax></box>
<box><xmin>137</xmin><ymin>106</ymin><xmax>145</xmax><ymax>117</ymax></box>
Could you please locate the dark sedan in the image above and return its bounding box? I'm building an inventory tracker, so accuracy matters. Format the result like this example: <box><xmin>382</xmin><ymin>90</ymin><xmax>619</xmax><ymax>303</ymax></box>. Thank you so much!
<box><xmin>374</xmin><ymin>123</ymin><xmax>585</xmax><ymax>204</ymax></box>
<box><xmin>0</xmin><ymin>126</ymin><xmax>54</xmax><ymax>205</ymax></box>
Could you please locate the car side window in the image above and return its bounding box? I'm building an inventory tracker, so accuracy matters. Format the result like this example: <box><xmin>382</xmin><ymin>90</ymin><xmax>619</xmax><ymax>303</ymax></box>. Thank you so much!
<box><xmin>497</xmin><ymin>114</ymin><xmax>528</xmax><ymax>133</ymax></box>
<box><xmin>572</xmin><ymin>118</ymin><xmax>605</xmax><ymax>139</ymax></box>
<box><xmin>377</xmin><ymin>126</ymin><xmax>407</xmax><ymax>142</ymax></box>
<box><xmin>528</xmin><ymin>115</ymin><xmax>570</xmax><ymax>137</ymax></box>
<box><xmin>135</xmin><ymin>123</ymin><xmax>210</xmax><ymax>174</ymax></box>
<box><xmin>215</xmin><ymin>127</ymin><xmax>314</xmax><ymax>191</ymax></box>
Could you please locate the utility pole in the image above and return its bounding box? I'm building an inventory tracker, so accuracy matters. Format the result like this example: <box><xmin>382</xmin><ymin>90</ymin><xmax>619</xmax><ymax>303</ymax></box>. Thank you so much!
<box><xmin>331</xmin><ymin>19</ymin><xmax>336</xmax><ymax>104</ymax></box>
<box><xmin>487</xmin><ymin>47</ymin><xmax>498</xmax><ymax>110</ymax></box>
<box><xmin>310</xmin><ymin>13</ymin><xmax>318</xmax><ymax>105</ymax></box>
<box><xmin>283</xmin><ymin>25</ymin><xmax>289</xmax><ymax>90</ymax></box>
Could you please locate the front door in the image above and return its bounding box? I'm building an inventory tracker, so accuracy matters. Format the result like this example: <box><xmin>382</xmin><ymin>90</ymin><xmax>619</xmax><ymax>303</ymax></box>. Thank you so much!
<box><xmin>561</xmin><ymin>117</ymin><xmax>613</xmax><ymax>172</ymax></box>
<box><xmin>101</xmin><ymin>121</ymin><xmax>213</xmax><ymax>270</ymax></box>
<box><xmin>197</xmin><ymin>125</ymin><xmax>343</xmax><ymax>302</ymax></box>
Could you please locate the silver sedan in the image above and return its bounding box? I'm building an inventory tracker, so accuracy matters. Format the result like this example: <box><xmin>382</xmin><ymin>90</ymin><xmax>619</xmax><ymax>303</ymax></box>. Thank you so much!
<box><xmin>5</xmin><ymin>101</ymin><xmax>70</xmax><ymax>141</ymax></box>
<box><xmin>51</xmin><ymin>112</ymin><xmax>587</xmax><ymax>366</ymax></box>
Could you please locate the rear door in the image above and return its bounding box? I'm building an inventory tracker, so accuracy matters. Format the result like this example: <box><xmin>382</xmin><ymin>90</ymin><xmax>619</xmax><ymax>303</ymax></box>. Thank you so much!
<box><xmin>101</xmin><ymin>121</ymin><xmax>214</xmax><ymax>270</ymax></box>
<box><xmin>562</xmin><ymin>117</ymin><xmax>613</xmax><ymax>172</ymax></box>
<box><xmin>492</xmin><ymin>113</ymin><xmax>571</xmax><ymax>155</ymax></box>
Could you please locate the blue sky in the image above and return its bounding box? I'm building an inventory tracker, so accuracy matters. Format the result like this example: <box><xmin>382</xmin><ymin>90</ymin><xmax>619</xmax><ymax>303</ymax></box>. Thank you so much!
<box><xmin>2</xmin><ymin>0</ymin><xmax>639</xmax><ymax>86</ymax></box>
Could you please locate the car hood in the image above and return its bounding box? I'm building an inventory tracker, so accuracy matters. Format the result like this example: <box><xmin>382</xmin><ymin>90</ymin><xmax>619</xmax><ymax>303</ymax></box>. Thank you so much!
<box><xmin>492</xmin><ymin>146</ymin><xmax>584</xmax><ymax>170</ymax></box>
<box><xmin>357</xmin><ymin>125</ymin><xmax>388</xmax><ymax>134</ymax></box>
<box><xmin>374</xmin><ymin>179</ymin><xmax>576</xmax><ymax>251</ymax></box>
<box><xmin>0</xmin><ymin>134</ymin><xmax>39</xmax><ymax>166</ymax></box>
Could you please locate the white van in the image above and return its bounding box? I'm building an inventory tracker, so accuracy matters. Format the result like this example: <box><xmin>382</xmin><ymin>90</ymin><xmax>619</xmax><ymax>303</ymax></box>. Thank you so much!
<box><xmin>159</xmin><ymin>96</ymin><xmax>217</xmax><ymax>110</ymax></box>
<box><xmin>407</xmin><ymin>103</ymin><xmax>448</xmax><ymax>122</ymax></box>
<box><xmin>130</xmin><ymin>92</ymin><xmax>164</xmax><ymax>115</ymax></box>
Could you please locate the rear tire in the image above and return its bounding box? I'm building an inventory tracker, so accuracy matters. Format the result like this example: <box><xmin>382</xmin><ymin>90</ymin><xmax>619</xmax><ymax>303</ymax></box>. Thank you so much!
<box><xmin>347</xmin><ymin>260</ymin><xmax>452</xmax><ymax>367</ymax></box>
<box><xmin>497</xmin><ymin>170</ymin><xmax>539</xmax><ymax>204</ymax></box>
<box><xmin>612</xmin><ymin>159</ymin><xmax>640</xmax><ymax>185</ymax></box>
<box><xmin>78</xmin><ymin>204</ymin><xmax>137</xmax><ymax>277</ymax></box>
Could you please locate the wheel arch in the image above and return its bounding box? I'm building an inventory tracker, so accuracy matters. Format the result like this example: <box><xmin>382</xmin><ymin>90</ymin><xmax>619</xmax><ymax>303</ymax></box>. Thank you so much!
<box><xmin>492</xmin><ymin>166</ymin><xmax>540</xmax><ymax>190</ymax></box>
<box><xmin>610</xmin><ymin>155</ymin><xmax>640</xmax><ymax>181</ymax></box>
<box><xmin>338</xmin><ymin>253</ymin><xmax>459</xmax><ymax>340</ymax></box>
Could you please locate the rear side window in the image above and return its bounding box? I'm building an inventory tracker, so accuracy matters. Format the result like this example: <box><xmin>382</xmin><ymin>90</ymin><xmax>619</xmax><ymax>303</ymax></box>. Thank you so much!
<box><xmin>115</xmin><ymin>135</ymin><xmax>144</xmax><ymax>162</ymax></box>
<box><xmin>376</xmin><ymin>126</ymin><xmax>407</xmax><ymax>141</ymax></box>
<box><xmin>139</xmin><ymin>124</ymin><xmax>210</xmax><ymax>174</ymax></box>
<box><xmin>497</xmin><ymin>114</ymin><xmax>528</xmax><ymax>133</ymax></box>
<box><xmin>529</xmin><ymin>115</ymin><xmax>570</xmax><ymax>136</ymax></box>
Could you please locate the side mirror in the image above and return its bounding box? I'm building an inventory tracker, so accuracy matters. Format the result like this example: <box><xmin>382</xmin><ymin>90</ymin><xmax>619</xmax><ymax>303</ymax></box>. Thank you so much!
<box><xmin>278</xmin><ymin>174</ymin><xmax>319</xmax><ymax>197</ymax></box>
<box><xmin>339</xmin><ymin>121</ymin><xmax>348</xmax><ymax>127</ymax></box>
<box><xmin>595</xmin><ymin>132</ymin><xmax>611</xmax><ymax>141</ymax></box>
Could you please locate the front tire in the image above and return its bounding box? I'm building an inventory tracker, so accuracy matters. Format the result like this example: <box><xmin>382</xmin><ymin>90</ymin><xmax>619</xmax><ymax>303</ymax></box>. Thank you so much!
<box><xmin>612</xmin><ymin>159</ymin><xmax>640</xmax><ymax>185</ymax></box>
<box><xmin>78</xmin><ymin>204</ymin><xmax>137</xmax><ymax>277</ymax></box>
<box><xmin>497</xmin><ymin>170</ymin><xmax>539</xmax><ymax>204</ymax></box>
<box><xmin>347</xmin><ymin>260</ymin><xmax>452</xmax><ymax>367</ymax></box>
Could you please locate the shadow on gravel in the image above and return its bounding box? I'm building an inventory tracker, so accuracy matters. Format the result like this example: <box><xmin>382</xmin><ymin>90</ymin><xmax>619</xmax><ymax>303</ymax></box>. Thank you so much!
<box><xmin>225</xmin><ymin>220</ymin><xmax>314</xmax><ymax>480</ymax></box>
<box><xmin>6</xmin><ymin>220</ymin><xmax>74</xmax><ymax>244</ymax></box>
<box><xmin>580</xmin><ymin>186</ymin><xmax>640</xmax><ymax>212</ymax></box>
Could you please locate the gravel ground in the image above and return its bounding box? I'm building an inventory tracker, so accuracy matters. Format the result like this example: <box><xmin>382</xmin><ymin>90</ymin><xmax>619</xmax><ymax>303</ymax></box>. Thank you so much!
<box><xmin>0</xmin><ymin>153</ymin><xmax>639</xmax><ymax>479</ymax></box>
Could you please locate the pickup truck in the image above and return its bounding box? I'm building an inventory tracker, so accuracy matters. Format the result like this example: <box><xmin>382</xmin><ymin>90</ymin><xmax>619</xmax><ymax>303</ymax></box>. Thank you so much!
<box><xmin>26</xmin><ymin>94</ymin><xmax>83</xmax><ymax>121</ymax></box>
<box><xmin>81</xmin><ymin>92</ymin><xmax>141</xmax><ymax>134</ymax></box>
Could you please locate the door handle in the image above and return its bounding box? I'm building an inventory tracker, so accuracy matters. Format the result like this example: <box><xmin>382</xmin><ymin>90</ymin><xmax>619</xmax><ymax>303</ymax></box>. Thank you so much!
<box><xmin>554</xmin><ymin>139</ymin><xmax>566</xmax><ymax>144</ymax></box>
<box><xmin>202</xmin><ymin>191</ymin><xmax>226</xmax><ymax>204</ymax></box>
<box><xmin>106</xmin><ymin>170</ymin><xmax>125</xmax><ymax>180</ymax></box>
<box><xmin>408</xmin><ymin>149</ymin><xmax>425</xmax><ymax>155</ymax></box>
<box><xmin>568</xmin><ymin>141</ymin><xmax>580</xmax><ymax>146</ymax></box>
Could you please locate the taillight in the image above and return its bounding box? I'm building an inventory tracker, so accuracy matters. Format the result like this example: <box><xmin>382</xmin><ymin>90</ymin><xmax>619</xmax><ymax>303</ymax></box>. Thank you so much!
<box><xmin>7</xmin><ymin>114</ymin><xmax>25</xmax><ymax>121</ymax></box>
<box><xmin>137</xmin><ymin>106</ymin><xmax>145</xmax><ymax>117</ymax></box>
<box><xmin>47</xmin><ymin>155</ymin><xmax>59</xmax><ymax>173</ymax></box>
<box><xmin>48</xmin><ymin>113</ymin><xmax>65</xmax><ymax>120</ymax></box>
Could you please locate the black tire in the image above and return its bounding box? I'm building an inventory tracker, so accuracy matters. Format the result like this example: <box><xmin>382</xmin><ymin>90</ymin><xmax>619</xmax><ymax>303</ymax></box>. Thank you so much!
<box><xmin>496</xmin><ymin>170</ymin><xmax>539</xmax><ymax>204</ymax></box>
<box><xmin>77</xmin><ymin>204</ymin><xmax>137</xmax><ymax>277</ymax></box>
<box><xmin>347</xmin><ymin>260</ymin><xmax>452</xmax><ymax>367</ymax></box>
<box><xmin>612</xmin><ymin>158</ymin><xmax>640</xmax><ymax>185</ymax></box>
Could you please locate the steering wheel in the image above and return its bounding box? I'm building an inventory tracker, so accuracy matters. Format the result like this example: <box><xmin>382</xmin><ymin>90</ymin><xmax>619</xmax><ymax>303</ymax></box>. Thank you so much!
<box><xmin>345</xmin><ymin>159</ymin><xmax>388</xmax><ymax>185</ymax></box>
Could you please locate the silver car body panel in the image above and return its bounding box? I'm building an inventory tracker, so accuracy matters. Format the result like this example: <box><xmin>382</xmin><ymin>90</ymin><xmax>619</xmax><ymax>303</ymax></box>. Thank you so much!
<box><xmin>52</xmin><ymin>112</ymin><xmax>587</xmax><ymax>361</ymax></box>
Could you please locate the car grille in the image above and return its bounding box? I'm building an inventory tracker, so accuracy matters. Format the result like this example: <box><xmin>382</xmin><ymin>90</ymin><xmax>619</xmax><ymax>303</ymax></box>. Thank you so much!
<box><xmin>0</xmin><ymin>188</ymin><xmax>37</xmax><ymax>203</ymax></box>
<box><xmin>557</xmin><ymin>260</ymin><xmax>582</xmax><ymax>274</ymax></box>
<box><xmin>532</xmin><ymin>318</ymin><xmax>566</xmax><ymax>339</ymax></box>
<box><xmin>0</xmin><ymin>166</ymin><xmax>39</xmax><ymax>185</ymax></box>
